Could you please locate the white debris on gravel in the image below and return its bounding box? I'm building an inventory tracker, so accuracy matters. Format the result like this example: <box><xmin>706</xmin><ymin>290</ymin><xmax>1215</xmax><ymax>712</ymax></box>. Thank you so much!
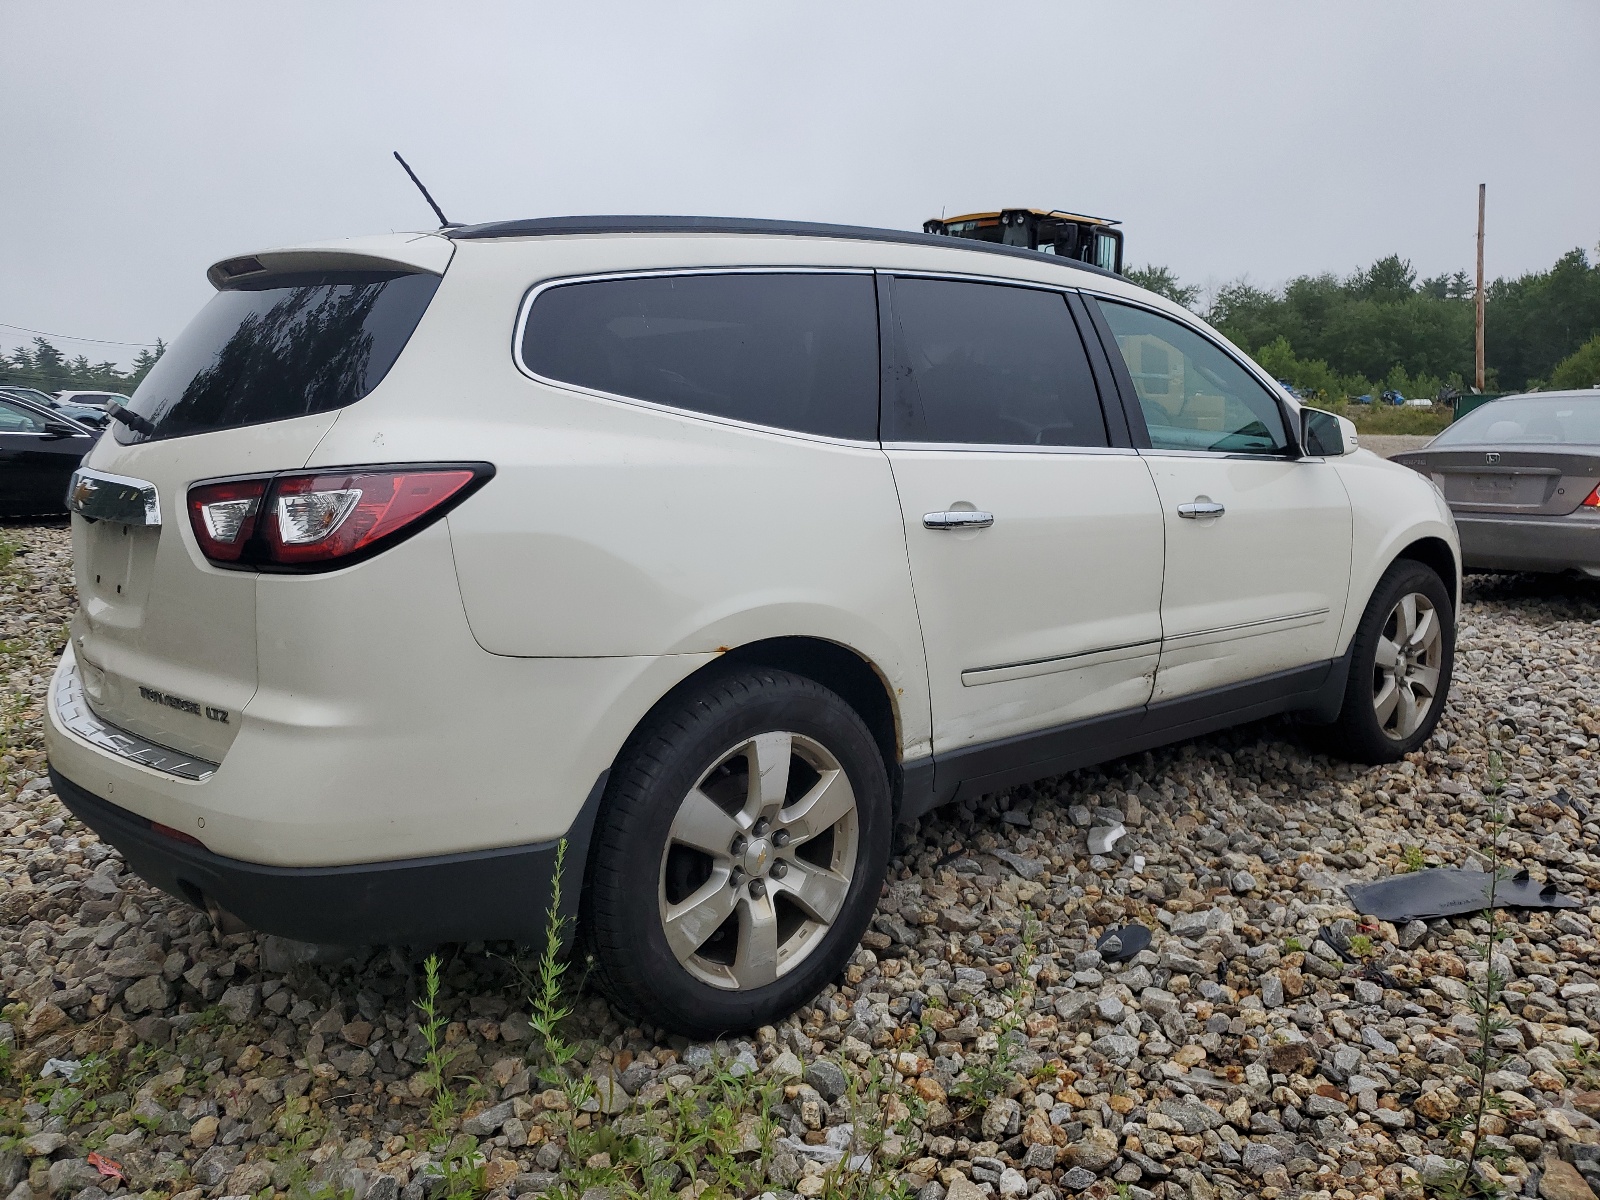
<box><xmin>3</xmin><ymin>521</ymin><xmax>1600</xmax><ymax>1200</ymax></box>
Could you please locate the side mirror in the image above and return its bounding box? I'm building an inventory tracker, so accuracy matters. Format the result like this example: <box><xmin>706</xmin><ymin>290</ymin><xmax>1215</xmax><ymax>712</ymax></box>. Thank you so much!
<box><xmin>1301</xmin><ymin>407</ymin><xmax>1359</xmax><ymax>456</ymax></box>
<box><xmin>42</xmin><ymin>421</ymin><xmax>83</xmax><ymax>439</ymax></box>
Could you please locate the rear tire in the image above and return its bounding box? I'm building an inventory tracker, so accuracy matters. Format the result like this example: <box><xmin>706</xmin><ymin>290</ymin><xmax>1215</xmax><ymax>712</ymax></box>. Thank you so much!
<box><xmin>1326</xmin><ymin>559</ymin><xmax>1455</xmax><ymax>763</ymax></box>
<box><xmin>582</xmin><ymin>666</ymin><xmax>891</xmax><ymax>1038</ymax></box>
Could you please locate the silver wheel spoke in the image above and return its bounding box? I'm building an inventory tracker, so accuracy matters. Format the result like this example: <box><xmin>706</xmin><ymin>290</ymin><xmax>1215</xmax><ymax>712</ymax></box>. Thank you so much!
<box><xmin>1394</xmin><ymin>686</ymin><xmax>1420</xmax><ymax>737</ymax></box>
<box><xmin>746</xmin><ymin>732</ymin><xmax>793</xmax><ymax>819</ymax></box>
<box><xmin>1409</xmin><ymin>665</ymin><xmax>1441</xmax><ymax>697</ymax></box>
<box><xmin>1375</xmin><ymin>636</ymin><xmax>1401</xmax><ymax>669</ymax></box>
<box><xmin>775</xmin><ymin>857</ymin><xmax>851</xmax><ymax>925</ymax></box>
<box><xmin>1396</xmin><ymin>594</ymin><xmax>1418</xmax><ymax>642</ymax></box>
<box><xmin>1374</xmin><ymin>675</ymin><xmax>1400</xmax><ymax>725</ymax></box>
<box><xmin>780</xmin><ymin>768</ymin><xmax>855</xmax><ymax>845</ymax></box>
<box><xmin>732</xmin><ymin>894</ymin><xmax>780</xmax><ymax>989</ymax></box>
<box><xmin>662</xmin><ymin>874</ymin><xmax>737</xmax><ymax>961</ymax></box>
<box><xmin>1408</xmin><ymin>606</ymin><xmax>1437</xmax><ymax>651</ymax></box>
<box><xmin>670</xmin><ymin>788</ymin><xmax>742</xmax><ymax>855</ymax></box>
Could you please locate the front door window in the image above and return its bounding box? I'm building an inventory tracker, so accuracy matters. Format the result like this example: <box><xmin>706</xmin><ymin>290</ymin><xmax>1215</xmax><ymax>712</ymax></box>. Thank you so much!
<box><xmin>1098</xmin><ymin>301</ymin><xmax>1289</xmax><ymax>454</ymax></box>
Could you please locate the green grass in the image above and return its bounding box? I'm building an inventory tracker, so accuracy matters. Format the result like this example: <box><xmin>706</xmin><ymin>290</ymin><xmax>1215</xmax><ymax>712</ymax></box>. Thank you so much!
<box><xmin>1339</xmin><ymin>404</ymin><xmax>1453</xmax><ymax>436</ymax></box>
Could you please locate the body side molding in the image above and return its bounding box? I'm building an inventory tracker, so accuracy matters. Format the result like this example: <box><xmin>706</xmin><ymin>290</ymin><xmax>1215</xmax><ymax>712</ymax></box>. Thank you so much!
<box><xmin>897</xmin><ymin>652</ymin><xmax>1353</xmax><ymax>825</ymax></box>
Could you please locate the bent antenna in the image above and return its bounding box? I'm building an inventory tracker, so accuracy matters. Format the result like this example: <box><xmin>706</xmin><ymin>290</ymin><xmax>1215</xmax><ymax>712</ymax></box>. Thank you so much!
<box><xmin>393</xmin><ymin>151</ymin><xmax>457</xmax><ymax>228</ymax></box>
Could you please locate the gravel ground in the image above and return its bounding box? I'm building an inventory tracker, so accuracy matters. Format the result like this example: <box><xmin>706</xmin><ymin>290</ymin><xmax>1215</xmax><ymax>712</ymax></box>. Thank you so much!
<box><xmin>1356</xmin><ymin>436</ymin><xmax>1435</xmax><ymax>459</ymax></box>
<box><xmin>3</xmin><ymin>521</ymin><xmax>1600</xmax><ymax>1200</ymax></box>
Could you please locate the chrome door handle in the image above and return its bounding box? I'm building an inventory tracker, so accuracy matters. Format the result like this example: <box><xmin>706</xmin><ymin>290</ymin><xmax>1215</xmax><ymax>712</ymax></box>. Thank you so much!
<box><xmin>1177</xmin><ymin>501</ymin><xmax>1225</xmax><ymax>519</ymax></box>
<box><xmin>924</xmin><ymin>510</ymin><xmax>995</xmax><ymax>530</ymax></box>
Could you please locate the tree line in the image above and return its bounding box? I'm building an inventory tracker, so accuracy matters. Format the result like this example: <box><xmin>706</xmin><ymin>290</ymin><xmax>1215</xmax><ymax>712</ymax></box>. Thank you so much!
<box><xmin>0</xmin><ymin>337</ymin><xmax>165</xmax><ymax>396</ymax></box>
<box><xmin>8</xmin><ymin>244</ymin><xmax>1600</xmax><ymax>407</ymax></box>
<box><xmin>1126</xmin><ymin>244</ymin><xmax>1600</xmax><ymax>402</ymax></box>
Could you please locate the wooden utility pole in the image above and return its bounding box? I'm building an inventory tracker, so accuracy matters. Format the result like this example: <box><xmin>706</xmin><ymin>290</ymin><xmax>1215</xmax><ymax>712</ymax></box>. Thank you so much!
<box><xmin>1475</xmin><ymin>183</ymin><xmax>1486</xmax><ymax>392</ymax></box>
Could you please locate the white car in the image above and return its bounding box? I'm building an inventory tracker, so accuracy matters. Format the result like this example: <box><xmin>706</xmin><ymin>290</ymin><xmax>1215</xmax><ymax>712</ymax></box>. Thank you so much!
<box><xmin>45</xmin><ymin>217</ymin><xmax>1459</xmax><ymax>1035</ymax></box>
<box><xmin>54</xmin><ymin>390</ymin><xmax>133</xmax><ymax>411</ymax></box>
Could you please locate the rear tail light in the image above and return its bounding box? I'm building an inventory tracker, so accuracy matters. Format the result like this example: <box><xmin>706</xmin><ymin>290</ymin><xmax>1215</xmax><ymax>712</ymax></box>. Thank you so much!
<box><xmin>188</xmin><ymin>479</ymin><xmax>266</xmax><ymax>562</ymax></box>
<box><xmin>187</xmin><ymin>463</ymin><xmax>492</xmax><ymax>571</ymax></box>
<box><xmin>1583</xmin><ymin>483</ymin><xmax>1600</xmax><ymax>508</ymax></box>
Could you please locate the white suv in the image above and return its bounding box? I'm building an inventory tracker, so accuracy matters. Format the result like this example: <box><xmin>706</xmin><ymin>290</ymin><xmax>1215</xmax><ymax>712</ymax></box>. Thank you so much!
<box><xmin>45</xmin><ymin>217</ymin><xmax>1459</xmax><ymax>1035</ymax></box>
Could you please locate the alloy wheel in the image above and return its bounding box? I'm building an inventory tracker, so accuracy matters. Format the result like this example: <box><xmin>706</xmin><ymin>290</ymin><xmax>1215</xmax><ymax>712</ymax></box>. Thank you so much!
<box><xmin>657</xmin><ymin>731</ymin><xmax>858</xmax><ymax>990</ymax></box>
<box><xmin>1373</xmin><ymin>591</ymin><xmax>1443</xmax><ymax>739</ymax></box>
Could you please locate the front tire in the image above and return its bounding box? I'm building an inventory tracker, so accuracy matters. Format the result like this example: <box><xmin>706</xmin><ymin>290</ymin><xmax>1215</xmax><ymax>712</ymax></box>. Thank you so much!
<box><xmin>1326</xmin><ymin>558</ymin><xmax>1455</xmax><ymax>763</ymax></box>
<box><xmin>582</xmin><ymin>667</ymin><xmax>892</xmax><ymax>1037</ymax></box>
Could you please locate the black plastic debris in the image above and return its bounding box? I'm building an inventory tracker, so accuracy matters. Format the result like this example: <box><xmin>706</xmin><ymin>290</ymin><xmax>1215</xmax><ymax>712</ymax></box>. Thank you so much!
<box><xmin>1317</xmin><ymin>925</ymin><xmax>1359</xmax><ymax>964</ymax></box>
<box><xmin>1345</xmin><ymin>867</ymin><xmax>1580</xmax><ymax>923</ymax></box>
<box><xmin>1097</xmin><ymin>923</ymin><xmax>1152</xmax><ymax>963</ymax></box>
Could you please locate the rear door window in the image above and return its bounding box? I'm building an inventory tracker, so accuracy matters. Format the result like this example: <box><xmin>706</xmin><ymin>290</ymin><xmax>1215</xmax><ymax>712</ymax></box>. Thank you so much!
<box><xmin>884</xmin><ymin>277</ymin><xmax>1108</xmax><ymax>446</ymax></box>
<box><xmin>115</xmin><ymin>270</ymin><xmax>441</xmax><ymax>444</ymax></box>
<box><xmin>519</xmin><ymin>272</ymin><xmax>879</xmax><ymax>441</ymax></box>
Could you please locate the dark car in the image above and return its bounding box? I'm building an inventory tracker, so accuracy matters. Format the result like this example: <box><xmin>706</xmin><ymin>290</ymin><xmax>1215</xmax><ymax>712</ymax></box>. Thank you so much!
<box><xmin>1391</xmin><ymin>389</ymin><xmax>1600</xmax><ymax>579</ymax></box>
<box><xmin>0</xmin><ymin>393</ymin><xmax>101</xmax><ymax>517</ymax></box>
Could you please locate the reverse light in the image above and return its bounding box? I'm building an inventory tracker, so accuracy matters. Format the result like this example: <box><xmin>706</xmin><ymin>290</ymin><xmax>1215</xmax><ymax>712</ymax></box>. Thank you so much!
<box><xmin>186</xmin><ymin>463</ymin><xmax>492</xmax><ymax>571</ymax></box>
<box><xmin>275</xmin><ymin>486</ymin><xmax>361</xmax><ymax>545</ymax></box>
<box><xmin>187</xmin><ymin>479</ymin><xmax>267</xmax><ymax>562</ymax></box>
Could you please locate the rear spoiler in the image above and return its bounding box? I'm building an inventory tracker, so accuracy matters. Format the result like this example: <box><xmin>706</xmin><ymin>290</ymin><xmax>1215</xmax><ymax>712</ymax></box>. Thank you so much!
<box><xmin>206</xmin><ymin>233</ymin><xmax>453</xmax><ymax>290</ymax></box>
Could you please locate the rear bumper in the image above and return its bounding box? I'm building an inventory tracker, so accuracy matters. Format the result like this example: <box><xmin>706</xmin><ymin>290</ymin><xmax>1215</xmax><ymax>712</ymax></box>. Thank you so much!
<box><xmin>51</xmin><ymin>766</ymin><xmax>604</xmax><ymax>946</ymax></box>
<box><xmin>1455</xmin><ymin>512</ymin><xmax>1600</xmax><ymax>577</ymax></box>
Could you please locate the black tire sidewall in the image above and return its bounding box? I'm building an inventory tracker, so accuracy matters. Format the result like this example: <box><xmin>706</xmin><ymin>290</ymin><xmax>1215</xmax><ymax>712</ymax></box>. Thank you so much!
<box><xmin>1336</xmin><ymin>560</ymin><xmax>1455</xmax><ymax>763</ymax></box>
<box><xmin>584</xmin><ymin>668</ymin><xmax>891</xmax><ymax>1037</ymax></box>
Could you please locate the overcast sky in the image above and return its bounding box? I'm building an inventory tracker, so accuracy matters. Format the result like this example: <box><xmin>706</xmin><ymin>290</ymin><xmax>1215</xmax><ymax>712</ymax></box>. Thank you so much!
<box><xmin>3</xmin><ymin>1</ymin><xmax>1597</xmax><ymax>367</ymax></box>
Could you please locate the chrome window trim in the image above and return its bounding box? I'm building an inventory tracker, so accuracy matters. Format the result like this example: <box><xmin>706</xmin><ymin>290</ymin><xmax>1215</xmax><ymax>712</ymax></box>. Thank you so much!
<box><xmin>53</xmin><ymin>650</ymin><xmax>217</xmax><ymax>782</ymax></box>
<box><xmin>510</xmin><ymin>266</ymin><xmax>882</xmax><ymax>449</ymax></box>
<box><xmin>883</xmin><ymin>266</ymin><xmax>1082</xmax><ymax>297</ymax></box>
<box><xmin>66</xmin><ymin>467</ymin><xmax>162</xmax><ymax>526</ymax></box>
<box><xmin>1136</xmin><ymin>448</ymin><xmax>1325</xmax><ymax>463</ymax></box>
<box><xmin>883</xmin><ymin>441</ymin><xmax>1136</xmax><ymax>456</ymax></box>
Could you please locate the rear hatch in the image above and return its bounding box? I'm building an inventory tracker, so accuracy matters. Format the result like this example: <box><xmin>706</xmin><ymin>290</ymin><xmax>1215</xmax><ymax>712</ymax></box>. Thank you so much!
<box><xmin>1398</xmin><ymin>448</ymin><xmax>1600</xmax><ymax>515</ymax></box>
<box><xmin>68</xmin><ymin>239</ymin><xmax>447</xmax><ymax>764</ymax></box>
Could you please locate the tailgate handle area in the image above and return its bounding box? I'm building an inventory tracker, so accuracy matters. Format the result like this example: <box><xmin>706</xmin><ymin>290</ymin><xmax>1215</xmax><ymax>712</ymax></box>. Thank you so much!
<box><xmin>67</xmin><ymin>468</ymin><xmax>162</xmax><ymax>526</ymax></box>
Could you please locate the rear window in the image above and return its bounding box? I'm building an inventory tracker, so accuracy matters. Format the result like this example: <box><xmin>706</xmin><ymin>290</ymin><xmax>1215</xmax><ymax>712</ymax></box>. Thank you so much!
<box><xmin>1432</xmin><ymin>396</ymin><xmax>1600</xmax><ymax>446</ymax></box>
<box><xmin>115</xmin><ymin>270</ymin><xmax>440</xmax><ymax>444</ymax></box>
<box><xmin>519</xmin><ymin>272</ymin><xmax>879</xmax><ymax>441</ymax></box>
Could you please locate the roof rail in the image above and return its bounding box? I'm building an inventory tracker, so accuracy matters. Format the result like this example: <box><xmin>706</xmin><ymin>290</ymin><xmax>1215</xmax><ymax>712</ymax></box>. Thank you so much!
<box><xmin>444</xmin><ymin>215</ymin><xmax>1118</xmax><ymax>278</ymax></box>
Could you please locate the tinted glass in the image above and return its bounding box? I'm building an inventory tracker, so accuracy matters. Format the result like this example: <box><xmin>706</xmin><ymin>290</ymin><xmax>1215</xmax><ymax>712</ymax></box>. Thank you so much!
<box><xmin>1098</xmin><ymin>300</ymin><xmax>1289</xmax><ymax>454</ymax></box>
<box><xmin>1301</xmin><ymin>409</ymin><xmax>1346</xmax><ymax>456</ymax></box>
<box><xmin>115</xmin><ymin>271</ymin><xmax>440</xmax><ymax>444</ymax></box>
<box><xmin>0</xmin><ymin>399</ymin><xmax>48</xmax><ymax>432</ymax></box>
<box><xmin>886</xmin><ymin>277</ymin><xmax>1107</xmax><ymax>446</ymax></box>
<box><xmin>1432</xmin><ymin>396</ymin><xmax>1600</xmax><ymax>446</ymax></box>
<box><xmin>522</xmin><ymin>273</ymin><xmax>879</xmax><ymax>440</ymax></box>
